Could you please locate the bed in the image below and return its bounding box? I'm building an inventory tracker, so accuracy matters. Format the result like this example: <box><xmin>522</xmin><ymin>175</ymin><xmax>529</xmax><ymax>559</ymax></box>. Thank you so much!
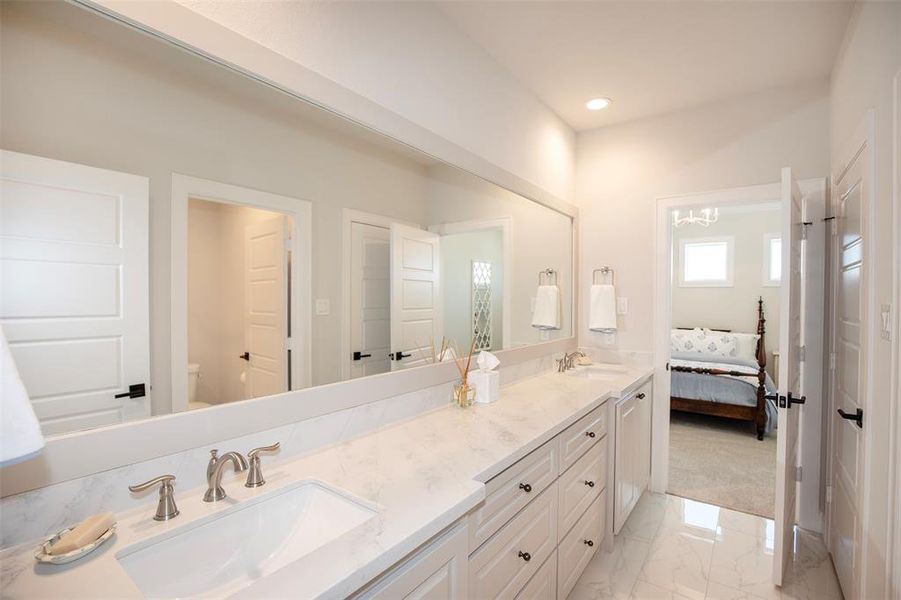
<box><xmin>670</xmin><ymin>298</ymin><xmax>777</xmax><ymax>440</ymax></box>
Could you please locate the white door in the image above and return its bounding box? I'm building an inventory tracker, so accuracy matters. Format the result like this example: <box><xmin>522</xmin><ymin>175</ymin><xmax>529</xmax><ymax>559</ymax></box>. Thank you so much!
<box><xmin>389</xmin><ymin>223</ymin><xmax>441</xmax><ymax>370</ymax></box>
<box><xmin>827</xmin><ymin>136</ymin><xmax>868</xmax><ymax>598</ymax></box>
<box><xmin>773</xmin><ymin>167</ymin><xmax>805</xmax><ymax>584</ymax></box>
<box><xmin>350</xmin><ymin>222</ymin><xmax>391</xmax><ymax>378</ymax></box>
<box><xmin>243</xmin><ymin>216</ymin><xmax>288</xmax><ymax>398</ymax></box>
<box><xmin>0</xmin><ymin>150</ymin><xmax>149</xmax><ymax>435</ymax></box>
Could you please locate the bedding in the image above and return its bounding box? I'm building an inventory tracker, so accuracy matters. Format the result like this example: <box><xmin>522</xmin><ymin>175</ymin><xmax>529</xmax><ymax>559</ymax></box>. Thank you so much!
<box><xmin>670</xmin><ymin>352</ymin><xmax>778</xmax><ymax>432</ymax></box>
<box><xmin>671</xmin><ymin>328</ymin><xmax>736</xmax><ymax>357</ymax></box>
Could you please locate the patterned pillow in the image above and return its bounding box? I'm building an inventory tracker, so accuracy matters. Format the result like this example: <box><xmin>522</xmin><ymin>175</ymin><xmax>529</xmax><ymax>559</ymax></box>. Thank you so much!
<box><xmin>671</xmin><ymin>328</ymin><xmax>736</xmax><ymax>357</ymax></box>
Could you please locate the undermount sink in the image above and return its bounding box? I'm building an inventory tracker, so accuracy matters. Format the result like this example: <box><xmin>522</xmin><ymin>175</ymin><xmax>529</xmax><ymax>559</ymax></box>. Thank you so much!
<box><xmin>117</xmin><ymin>480</ymin><xmax>377</xmax><ymax>598</ymax></box>
<box><xmin>564</xmin><ymin>364</ymin><xmax>629</xmax><ymax>379</ymax></box>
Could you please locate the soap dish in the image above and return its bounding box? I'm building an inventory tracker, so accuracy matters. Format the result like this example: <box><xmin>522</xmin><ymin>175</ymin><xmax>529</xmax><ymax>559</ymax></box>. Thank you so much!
<box><xmin>34</xmin><ymin>524</ymin><xmax>117</xmax><ymax>565</ymax></box>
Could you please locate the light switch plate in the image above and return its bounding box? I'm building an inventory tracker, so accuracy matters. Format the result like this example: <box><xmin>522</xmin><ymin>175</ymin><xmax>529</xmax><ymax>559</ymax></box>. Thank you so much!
<box><xmin>539</xmin><ymin>329</ymin><xmax>550</xmax><ymax>341</ymax></box>
<box><xmin>616</xmin><ymin>297</ymin><xmax>628</xmax><ymax>315</ymax></box>
<box><xmin>315</xmin><ymin>299</ymin><xmax>330</xmax><ymax>316</ymax></box>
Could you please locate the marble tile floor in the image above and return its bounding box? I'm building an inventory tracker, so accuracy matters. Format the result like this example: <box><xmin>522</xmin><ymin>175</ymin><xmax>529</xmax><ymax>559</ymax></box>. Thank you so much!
<box><xmin>568</xmin><ymin>493</ymin><xmax>844</xmax><ymax>600</ymax></box>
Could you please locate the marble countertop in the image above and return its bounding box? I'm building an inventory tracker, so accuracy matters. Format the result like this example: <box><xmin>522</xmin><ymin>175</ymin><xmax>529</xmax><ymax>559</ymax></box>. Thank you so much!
<box><xmin>0</xmin><ymin>364</ymin><xmax>652</xmax><ymax>599</ymax></box>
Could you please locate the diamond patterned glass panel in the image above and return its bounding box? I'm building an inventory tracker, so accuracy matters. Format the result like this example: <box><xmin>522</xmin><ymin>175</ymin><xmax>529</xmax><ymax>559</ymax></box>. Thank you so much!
<box><xmin>472</xmin><ymin>261</ymin><xmax>492</xmax><ymax>350</ymax></box>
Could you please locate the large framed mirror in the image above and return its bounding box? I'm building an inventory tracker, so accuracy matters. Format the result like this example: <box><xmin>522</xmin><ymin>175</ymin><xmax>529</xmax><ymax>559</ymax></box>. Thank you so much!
<box><xmin>0</xmin><ymin>0</ymin><xmax>575</xmax><ymax>445</ymax></box>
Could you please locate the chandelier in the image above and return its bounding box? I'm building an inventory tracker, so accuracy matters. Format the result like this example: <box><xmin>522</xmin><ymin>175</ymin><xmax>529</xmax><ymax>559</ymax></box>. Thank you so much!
<box><xmin>673</xmin><ymin>207</ymin><xmax>719</xmax><ymax>228</ymax></box>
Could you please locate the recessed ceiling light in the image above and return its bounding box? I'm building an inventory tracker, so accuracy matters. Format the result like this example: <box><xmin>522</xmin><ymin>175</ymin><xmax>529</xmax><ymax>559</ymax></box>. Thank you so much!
<box><xmin>585</xmin><ymin>97</ymin><xmax>611</xmax><ymax>111</ymax></box>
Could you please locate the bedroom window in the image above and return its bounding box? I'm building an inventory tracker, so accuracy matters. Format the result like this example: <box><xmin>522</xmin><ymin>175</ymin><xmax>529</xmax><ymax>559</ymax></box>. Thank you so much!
<box><xmin>763</xmin><ymin>234</ymin><xmax>782</xmax><ymax>286</ymax></box>
<box><xmin>679</xmin><ymin>236</ymin><xmax>734</xmax><ymax>287</ymax></box>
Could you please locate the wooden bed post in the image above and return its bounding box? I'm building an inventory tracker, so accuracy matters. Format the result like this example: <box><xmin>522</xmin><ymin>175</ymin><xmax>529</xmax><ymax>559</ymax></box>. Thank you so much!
<box><xmin>755</xmin><ymin>296</ymin><xmax>767</xmax><ymax>440</ymax></box>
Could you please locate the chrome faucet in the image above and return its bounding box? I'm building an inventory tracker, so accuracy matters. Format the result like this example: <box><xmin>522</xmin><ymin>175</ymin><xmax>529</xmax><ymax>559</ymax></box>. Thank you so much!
<box><xmin>557</xmin><ymin>351</ymin><xmax>587</xmax><ymax>372</ymax></box>
<box><xmin>204</xmin><ymin>449</ymin><xmax>248</xmax><ymax>502</ymax></box>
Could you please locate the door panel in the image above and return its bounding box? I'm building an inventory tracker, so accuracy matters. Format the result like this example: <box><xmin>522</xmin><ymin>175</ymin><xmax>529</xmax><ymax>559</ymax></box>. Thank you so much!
<box><xmin>0</xmin><ymin>150</ymin><xmax>150</xmax><ymax>435</ymax></box>
<box><xmin>828</xmin><ymin>143</ymin><xmax>866</xmax><ymax>599</ymax></box>
<box><xmin>389</xmin><ymin>224</ymin><xmax>441</xmax><ymax>370</ymax></box>
<box><xmin>350</xmin><ymin>222</ymin><xmax>391</xmax><ymax>378</ymax></box>
<box><xmin>244</xmin><ymin>216</ymin><xmax>288</xmax><ymax>399</ymax></box>
<box><xmin>774</xmin><ymin>166</ymin><xmax>803</xmax><ymax>585</ymax></box>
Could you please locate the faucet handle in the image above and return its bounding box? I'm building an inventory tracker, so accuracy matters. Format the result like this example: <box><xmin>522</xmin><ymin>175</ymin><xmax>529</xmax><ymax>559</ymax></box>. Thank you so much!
<box><xmin>129</xmin><ymin>475</ymin><xmax>179</xmax><ymax>521</ymax></box>
<box><xmin>245</xmin><ymin>442</ymin><xmax>280</xmax><ymax>488</ymax></box>
<box><xmin>247</xmin><ymin>442</ymin><xmax>280</xmax><ymax>459</ymax></box>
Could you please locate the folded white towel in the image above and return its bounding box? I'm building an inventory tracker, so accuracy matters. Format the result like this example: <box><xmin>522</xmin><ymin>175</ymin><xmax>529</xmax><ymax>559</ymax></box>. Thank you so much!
<box><xmin>1</xmin><ymin>326</ymin><xmax>44</xmax><ymax>466</ymax></box>
<box><xmin>531</xmin><ymin>285</ymin><xmax>561</xmax><ymax>330</ymax></box>
<box><xmin>589</xmin><ymin>284</ymin><xmax>617</xmax><ymax>332</ymax></box>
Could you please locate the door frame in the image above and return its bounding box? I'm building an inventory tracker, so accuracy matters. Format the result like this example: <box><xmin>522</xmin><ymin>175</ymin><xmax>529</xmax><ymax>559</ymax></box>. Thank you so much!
<box><xmin>171</xmin><ymin>174</ymin><xmax>312</xmax><ymax>412</ymax></box>
<box><xmin>340</xmin><ymin>209</ymin><xmax>420</xmax><ymax>381</ymax></box>
<box><xmin>890</xmin><ymin>69</ymin><xmax>901</xmax><ymax>599</ymax></box>
<box><xmin>651</xmin><ymin>178</ymin><xmax>826</xmax><ymax>525</ymax></box>
<box><xmin>428</xmin><ymin>217</ymin><xmax>513</xmax><ymax>353</ymax></box>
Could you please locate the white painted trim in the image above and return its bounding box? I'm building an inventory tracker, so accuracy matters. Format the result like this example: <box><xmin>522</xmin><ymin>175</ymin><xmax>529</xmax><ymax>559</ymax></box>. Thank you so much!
<box><xmin>429</xmin><ymin>217</ymin><xmax>514</xmax><ymax>350</ymax></box>
<box><xmin>887</xmin><ymin>69</ymin><xmax>901</xmax><ymax>598</ymax></box>
<box><xmin>75</xmin><ymin>0</ymin><xmax>578</xmax><ymax>220</ymax></box>
<box><xmin>340</xmin><ymin>209</ymin><xmax>420</xmax><ymax>381</ymax></box>
<box><xmin>676</xmin><ymin>235</ymin><xmax>735</xmax><ymax>288</ymax></box>
<box><xmin>170</xmin><ymin>174</ymin><xmax>313</xmax><ymax>412</ymax></box>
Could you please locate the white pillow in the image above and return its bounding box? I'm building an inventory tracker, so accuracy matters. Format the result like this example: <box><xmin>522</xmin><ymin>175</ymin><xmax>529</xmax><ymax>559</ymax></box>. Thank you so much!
<box><xmin>671</xmin><ymin>328</ymin><xmax>736</xmax><ymax>357</ymax></box>
<box><xmin>731</xmin><ymin>332</ymin><xmax>761</xmax><ymax>362</ymax></box>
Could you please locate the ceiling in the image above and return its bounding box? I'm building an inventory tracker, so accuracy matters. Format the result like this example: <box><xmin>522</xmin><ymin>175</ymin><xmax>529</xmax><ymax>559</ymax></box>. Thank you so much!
<box><xmin>437</xmin><ymin>1</ymin><xmax>854</xmax><ymax>131</ymax></box>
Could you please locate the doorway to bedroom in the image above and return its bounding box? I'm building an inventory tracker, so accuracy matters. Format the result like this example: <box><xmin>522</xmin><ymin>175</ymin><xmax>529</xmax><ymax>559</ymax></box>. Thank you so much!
<box><xmin>666</xmin><ymin>201</ymin><xmax>782</xmax><ymax>518</ymax></box>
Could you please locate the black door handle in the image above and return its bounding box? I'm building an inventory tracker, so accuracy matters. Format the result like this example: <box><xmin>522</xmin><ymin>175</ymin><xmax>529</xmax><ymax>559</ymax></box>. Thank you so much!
<box><xmin>391</xmin><ymin>351</ymin><xmax>412</xmax><ymax>361</ymax></box>
<box><xmin>788</xmin><ymin>392</ymin><xmax>806</xmax><ymax>406</ymax></box>
<box><xmin>837</xmin><ymin>408</ymin><xmax>863</xmax><ymax>428</ymax></box>
<box><xmin>239</xmin><ymin>352</ymin><xmax>250</xmax><ymax>361</ymax></box>
<box><xmin>352</xmin><ymin>351</ymin><xmax>372</xmax><ymax>361</ymax></box>
<box><xmin>114</xmin><ymin>383</ymin><xmax>146</xmax><ymax>399</ymax></box>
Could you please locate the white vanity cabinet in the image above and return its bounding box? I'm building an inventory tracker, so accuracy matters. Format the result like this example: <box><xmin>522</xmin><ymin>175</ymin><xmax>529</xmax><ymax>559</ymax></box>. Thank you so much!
<box><xmin>353</xmin><ymin>397</ymin><xmax>618</xmax><ymax>600</ymax></box>
<box><xmin>353</xmin><ymin>522</ymin><xmax>469</xmax><ymax>600</ymax></box>
<box><xmin>613</xmin><ymin>381</ymin><xmax>653</xmax><ymax>534</ymax></box>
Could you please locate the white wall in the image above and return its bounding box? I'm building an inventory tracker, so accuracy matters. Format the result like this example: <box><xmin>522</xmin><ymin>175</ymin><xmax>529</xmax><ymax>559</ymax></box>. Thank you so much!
<box><xmin>172</xmin><ymin>0</ymin><xmax>576</xmax><ymax>202</ymax></box>
<box><xmin>828</xmin><ymin>2</ymin><xmax>901</xmax><ymax>597</ymax></box>
<box><xmin>671</xmin><ymin>207</ymin><xmax>782</xmax><ymax>372</ymax></box>
<box><xmin>576</xmin><ymin>80</ymin><xmax>831</xmax><ymax>352</ymax></box>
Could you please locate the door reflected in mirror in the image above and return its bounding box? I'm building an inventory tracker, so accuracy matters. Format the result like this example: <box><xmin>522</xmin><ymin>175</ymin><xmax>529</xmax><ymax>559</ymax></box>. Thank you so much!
<box><xmin>0</xmin><ymin>0</ymin><xmax>574</xmax><ymax>435</ymax></box>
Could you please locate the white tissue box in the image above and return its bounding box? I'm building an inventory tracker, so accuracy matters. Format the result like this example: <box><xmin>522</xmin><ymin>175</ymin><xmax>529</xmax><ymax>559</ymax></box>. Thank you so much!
<box><xmin>470</xmin><ymin>370</ymin><xmax>500</xmax><ymax>404</ymax></box>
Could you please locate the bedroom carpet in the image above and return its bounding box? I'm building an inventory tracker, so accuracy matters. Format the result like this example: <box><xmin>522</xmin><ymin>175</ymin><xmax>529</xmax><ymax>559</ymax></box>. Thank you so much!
<box><xmin>667</xmin><ymin>411</ymin><xmax>776</xmax><ymax>519</ymax></box>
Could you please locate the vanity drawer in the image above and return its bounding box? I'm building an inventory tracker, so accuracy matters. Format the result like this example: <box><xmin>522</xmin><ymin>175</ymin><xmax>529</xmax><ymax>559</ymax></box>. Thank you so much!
<box><xmin>557</xmin><ymin>489</ymin><xmax>606</xmax><ymax>600</ymax></box>
<box><xmin>514</xmin><ymin>550</ymin><xmax>557</xmax><ymax>600</ymax></box>
<box><xmin>557</xmin><ymin>437</ymin><xmax>606</xmax><ymax>538</ymax></box>
<box><xmin>558</xmin><ymin>403</ymin><xmax>607</xmax><ymax>472</ymax></box>
<box><xmin>468</xmin><ymin>440</ymin><xmax>558</xmax><ymax>552</ymax></box>
<box><xmin>468</xmin><ymin>482</ymin><xmax>558</xmax><ymax>600</ymax></box>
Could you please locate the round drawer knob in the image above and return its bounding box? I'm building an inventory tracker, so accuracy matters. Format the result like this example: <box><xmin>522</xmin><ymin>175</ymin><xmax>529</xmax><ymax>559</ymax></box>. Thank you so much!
<box><xmin>637</xmin><ymin>393</ymin><xmax>646</xmax><ymax>399</ymax></box>
<box><xmin>583</xmin><ymin>539</ymin><xmax>594</xmax><ymax>547</ymax></box>
<box><xmin>585</xmin><ymin>431</ymin><xmax>596</xmax><ymax>438</ymax></box>
<box><xmin>584</xmin><ymin>480</ymin><xmax>595</xmax><ymax>488</ymax></box>
<box><xmin>518</xmin><ymin>551</ymin><xmax>531</xmax><ymax>562</ymax></box>
<box><xmin>518</xmin><ymin>483</ymin><xmax>532</xmax><ymax>493</ymax></box>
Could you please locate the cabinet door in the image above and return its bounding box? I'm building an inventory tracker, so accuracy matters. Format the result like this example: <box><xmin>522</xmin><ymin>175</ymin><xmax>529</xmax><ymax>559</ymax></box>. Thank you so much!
<box><xmin>614</xmin><ymin>394</ymin><xmax>638</xmax><ymax>534</ymax></box>
<box><xmin>635</xmin><ymin>385</ymin><xmax>653</xmax><ymax>496</ymax></box>
<box><xmin>357</xmin><ymin>522</ymin><xmax>468</xmax><ymax>600</ymax></box>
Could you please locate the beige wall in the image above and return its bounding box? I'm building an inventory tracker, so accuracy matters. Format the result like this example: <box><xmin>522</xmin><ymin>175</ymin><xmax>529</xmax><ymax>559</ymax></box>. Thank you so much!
<box><xmin>188</xmin><ymin>200</ymin><xmax>281</xmax><ymax>405</ymax></box>
<box><xmin>828</xmin><ymin>2</ymin><xmax>901</xmax><ymax>596</ymax></box>
<box><xmin>426</xmin><ymin>165</ymin><xmax>574</xmax><ymax>346</ymax></box>
<box><xmin>671</xmin><ymin>207</ymin><xmax>782</xmax><ymax>372</ymax></box>
<box><xmin>576</xmin><ymin>79</ymin><xmax>830</xmax><ymax>352</ymax></box>
<box><xmin>0</xmin><ymin>2</ymin><xmax>431</xmax><ymax>413</ymax></box>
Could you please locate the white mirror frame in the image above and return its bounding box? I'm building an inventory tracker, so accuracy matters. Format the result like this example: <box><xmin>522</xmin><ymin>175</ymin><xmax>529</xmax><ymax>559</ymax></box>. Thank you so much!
<box><xmin>0</xmin><ymin>0</ymin><xmax>579</xmax><ymax>497</ymax></box>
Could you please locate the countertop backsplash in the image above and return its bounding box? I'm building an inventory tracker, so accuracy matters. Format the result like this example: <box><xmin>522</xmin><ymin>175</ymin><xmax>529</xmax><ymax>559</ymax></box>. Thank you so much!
<box><xmin>0</xmin><ymin>353</ymin><xmax>557</xmax><ymax>549</ymax></box>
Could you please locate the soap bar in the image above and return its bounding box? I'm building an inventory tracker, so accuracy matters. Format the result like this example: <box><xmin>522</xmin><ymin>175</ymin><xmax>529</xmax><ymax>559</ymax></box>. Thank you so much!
<box><xmin>48</xmin><ymin>512</ymin><xmax>116</xmax><ymax>555</ymax></box>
